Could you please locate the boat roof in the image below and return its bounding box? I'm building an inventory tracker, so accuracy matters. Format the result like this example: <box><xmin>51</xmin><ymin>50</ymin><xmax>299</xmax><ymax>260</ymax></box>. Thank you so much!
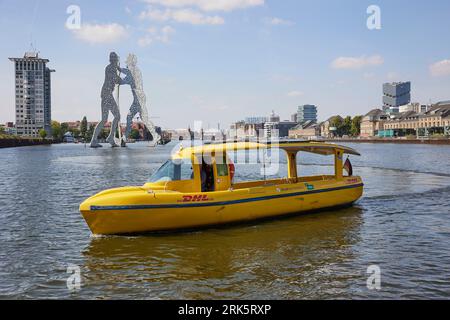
<box><xmin>174</xmin><ymin>140</ymin><xmax>360</xmax><ymax>159</ymax></box>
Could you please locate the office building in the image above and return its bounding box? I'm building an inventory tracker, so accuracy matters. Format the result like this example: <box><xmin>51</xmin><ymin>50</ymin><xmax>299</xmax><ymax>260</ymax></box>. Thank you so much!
<box><xmin>277</xmin><ymin>121</ymin><xmax>297</xmax><ymax>137</ymax></box>
<box><xmin>291</xmin><ymin>113</ymin><xmax>298</xmax><ymax>123</ymax></box>
<box><xmin>264</xmin><ymin>122</ymin><xmax>278</xmax><ymax>138</ymax></box>
<box><xmin>269</xmin><ymin>111</ymin><xmax>280</xmax><ymax>123</ymax></box>
<box><xmin>399</xmin><ymin>103</ymin><xmax>428</xmax><ymax>114</ymax></box>
<box><xmin>382</xmin><ymin>82</ymin><xmax>411</xmax><ymax>114</ymax></box>
<box><xmin>9</xmin><ymin>52</ymin><xmax>55</xmax><ymax>137</ymax></box>
<box><xmin>244</xmin><ymin>116</ymin><xmax>267</xmax><ymax>125</ymax></box>
<box><xmin>297</xmin><ymin>105</ymin><xmax>318</xmax><ymax>123</ymax></box>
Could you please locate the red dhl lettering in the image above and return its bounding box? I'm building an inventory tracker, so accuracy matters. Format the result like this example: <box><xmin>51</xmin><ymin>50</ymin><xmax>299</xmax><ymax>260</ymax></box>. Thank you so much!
<box><xmin>192</xmin><ymin>195</ymin><xmax>204</xmax><ymax>201</ymax></box>
<box><xmin>180</xmin><ymin>195</ymin><xmax>211</xmax><ymax>202</ymax></box>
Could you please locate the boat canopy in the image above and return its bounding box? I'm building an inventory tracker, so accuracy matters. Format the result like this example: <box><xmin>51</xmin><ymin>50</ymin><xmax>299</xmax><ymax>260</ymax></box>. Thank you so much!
<box><xmin>175</xmin><ymin>141</ymin><xmax>360</xmax><ymax>159</ymax></box>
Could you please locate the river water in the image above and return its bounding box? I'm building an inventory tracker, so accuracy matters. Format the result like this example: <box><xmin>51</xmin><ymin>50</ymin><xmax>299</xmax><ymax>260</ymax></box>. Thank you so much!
<box><xmin>0</xmin><ymin>142</ymin><xmax>449</xmax><ymax>299</ymax></box>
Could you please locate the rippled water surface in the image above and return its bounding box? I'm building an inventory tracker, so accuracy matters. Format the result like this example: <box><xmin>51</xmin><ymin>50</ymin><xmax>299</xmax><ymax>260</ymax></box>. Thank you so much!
<box><xmin>0</xmin><ymin>142</ymin><xmax>449</xmax><ymax>299</ymax></box>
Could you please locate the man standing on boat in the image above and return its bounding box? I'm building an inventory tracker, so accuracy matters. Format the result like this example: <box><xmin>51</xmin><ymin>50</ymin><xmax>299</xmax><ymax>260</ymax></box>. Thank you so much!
<box><xmin>90</xmin><ymin>52</ymin><xmax>125</xmax><ymax>148</ymax></box>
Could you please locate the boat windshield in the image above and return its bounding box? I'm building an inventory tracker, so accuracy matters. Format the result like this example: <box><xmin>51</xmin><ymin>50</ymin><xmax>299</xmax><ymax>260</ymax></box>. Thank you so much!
<box><xmin>149</xmin><ymin>159</ymin><xmax>194</xmax><ymax>183</ymax></box>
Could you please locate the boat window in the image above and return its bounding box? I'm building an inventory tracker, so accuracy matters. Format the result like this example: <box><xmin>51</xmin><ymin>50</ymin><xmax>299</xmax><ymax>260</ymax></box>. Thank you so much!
<box><xmin>216</xmin><ymin>153</ymin><xmax>229</xmax><ymax>177</ymax></box>
<box><xmin>149</xmin><ymin>159</ymin><xmax>193</xmax><ymax>183</ymax></box>
<box><xmin>296</xmin><ymin>152</ymin><xmax>334</xmax><ymax>177</ymax></box>
<box><xmin>228</xmin><ymin>149</ymin><xmax>285</xmax><ymax>182</ymax></box>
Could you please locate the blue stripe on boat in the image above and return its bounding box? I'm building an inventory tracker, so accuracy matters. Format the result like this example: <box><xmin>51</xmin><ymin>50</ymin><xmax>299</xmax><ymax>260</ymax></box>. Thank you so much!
<box><xmin>90</xmin><ymin>183</ymin><xmax>363</xmax><ymax>211</ymax></box>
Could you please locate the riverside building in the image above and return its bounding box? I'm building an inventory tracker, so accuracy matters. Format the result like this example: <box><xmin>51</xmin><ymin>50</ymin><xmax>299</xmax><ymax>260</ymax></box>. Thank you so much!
<box><xmin>9</xmin><ymin>52</ymin><xmax>55</xmax><ymax>137</ymax></box>
<box><xmin>361</xmin><ymin>101</ymin><xmax>450</xmax><ymax>138</ymax></box>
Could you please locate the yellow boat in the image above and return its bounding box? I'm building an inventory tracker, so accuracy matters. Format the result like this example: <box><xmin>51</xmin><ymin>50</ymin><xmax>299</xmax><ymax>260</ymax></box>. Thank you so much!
<box><xmin>80</xmin><ymin>141</ymin><xmax>363</xmax><ymax>235</ymax></box>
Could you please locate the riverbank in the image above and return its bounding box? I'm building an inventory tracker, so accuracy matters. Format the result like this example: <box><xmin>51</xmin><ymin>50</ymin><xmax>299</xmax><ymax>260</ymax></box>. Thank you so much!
<box><xmin>0</xmin><ymin>135</ymin><xmax>53</xmax><ymax>148</ymax></box>
<box><xmin>324</xmin><ymin>138</ymin><xmax>450</xmax><ymax>145</ymax></box>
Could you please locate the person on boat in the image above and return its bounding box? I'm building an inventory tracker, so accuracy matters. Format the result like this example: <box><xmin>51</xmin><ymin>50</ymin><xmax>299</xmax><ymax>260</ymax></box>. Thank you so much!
<box><xmin>201</xmin><ymin>164</ymin><xmax>207</xmax><ymax>192</ymax></box>
<box><xmin>201</xmin><ymin>159</ymin><xmax>214</xmax><ymax>192</ymax></box>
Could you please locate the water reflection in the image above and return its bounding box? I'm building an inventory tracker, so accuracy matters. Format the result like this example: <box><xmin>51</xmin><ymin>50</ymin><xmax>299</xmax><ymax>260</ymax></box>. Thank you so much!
<box><xmin>82</xmin><ymin>206</ymin><xmax>363</xmax><ymax>299</ymax></box>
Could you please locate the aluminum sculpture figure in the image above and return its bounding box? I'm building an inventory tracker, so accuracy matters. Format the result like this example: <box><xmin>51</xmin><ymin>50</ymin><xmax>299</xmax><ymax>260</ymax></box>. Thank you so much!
<box><xmin>121</xmin><ymin>54</ymin><xmax>161</xmax><ymax>145</ymax></box>
<box><xmin>90</xmin><ymin>52</ymin><xmax>125</xmax><ymax>148</ymax></box>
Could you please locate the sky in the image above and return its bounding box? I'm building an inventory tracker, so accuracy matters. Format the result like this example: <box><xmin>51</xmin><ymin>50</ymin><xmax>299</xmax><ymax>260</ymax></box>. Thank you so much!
<box><xmin>1</xmin><ymin>0</ymin><xmax>450</xmax><ymax>129</ymax></box>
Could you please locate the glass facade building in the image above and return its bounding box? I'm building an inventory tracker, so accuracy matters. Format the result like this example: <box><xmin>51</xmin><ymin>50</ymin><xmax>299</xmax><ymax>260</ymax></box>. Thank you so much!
<box><xmin>383</xmin><ymin>82</ymin><xmax>411</xmax><ymax>114</ymax></box>
<box><xmin>297</xmin><ymin>105</ymin><xmax>317</xmax><ymax>123</ymax></box>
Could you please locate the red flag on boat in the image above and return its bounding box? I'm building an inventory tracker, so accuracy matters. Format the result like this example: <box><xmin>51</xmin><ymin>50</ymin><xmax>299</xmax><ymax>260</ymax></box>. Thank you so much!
<box><xmin>343</xmin><ymin>157</ymin><xmax>353</xmax><ymax>176</ymax></box>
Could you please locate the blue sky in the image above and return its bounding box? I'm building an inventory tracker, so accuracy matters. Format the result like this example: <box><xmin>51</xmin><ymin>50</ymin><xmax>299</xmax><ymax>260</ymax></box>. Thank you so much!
<box><xmin>1</xmin><ymin>0</ymin><xmax>450</xmax><ymax>129</ymax></box>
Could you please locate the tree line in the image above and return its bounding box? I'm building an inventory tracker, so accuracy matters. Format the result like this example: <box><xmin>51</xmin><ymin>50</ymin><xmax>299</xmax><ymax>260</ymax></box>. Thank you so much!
<box><xmin>47</xmin><ymin>116</ymin><xmax>140</xmax><ymax>142</ymax></box>
<box><xmin>329</xmin><ymin>115</ymin><xmax>363</xmax><ymax>137</ymax></box>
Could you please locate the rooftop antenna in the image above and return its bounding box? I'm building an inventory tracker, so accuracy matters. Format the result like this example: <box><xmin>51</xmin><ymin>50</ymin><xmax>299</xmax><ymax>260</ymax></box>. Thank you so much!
<box><xmin>29</xmin><ymin>35</ymin><xmax>36</xmax><ymax>52</ymax></box>
<box><xmin>29</xmin><ymin>0</ymin><xmax>40</xmax><ymax>55</ymax></box>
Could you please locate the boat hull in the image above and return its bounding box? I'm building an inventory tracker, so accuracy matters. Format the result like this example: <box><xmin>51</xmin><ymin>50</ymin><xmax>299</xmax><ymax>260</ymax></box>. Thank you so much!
<box><xmin>80</xmin><ymin>178</ymin><xmax>363</xmax><ymax>235</ymax></box>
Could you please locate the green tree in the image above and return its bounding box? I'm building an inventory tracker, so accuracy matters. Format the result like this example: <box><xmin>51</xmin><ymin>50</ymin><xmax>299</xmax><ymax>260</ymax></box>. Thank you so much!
<box><xmin>39</xmin><ymin>129</ymin><xmax>47</xmax><ymax>139</ymax></box>
<box><xmin>341</xmin><ymin>116</ymin><xmax>352</xmax><ymax>136</ymax></box>
<box><xmin>61</xmin><ymin>123</ymin><xmax>69</xmax><ymax>136</ymax></box>
<box><xmin>351</xmin><ymin>116</ymin><xmax>363</xmax><ymax>136</ymax></box>
<box><xmin>130</xmin><ymin>129</ymin><xmax>141</xmax><ymax>140</ymax></box>
<box><xmin>51</xmin><ymin>121</ymin><xmax>61</xmax><ymax>140</ymax></box>
<box><xmin>100</xmin><ymin>129</ymin><xmax>109</xmax><ymax>140</ymax></box>
<box><xmin>70</xmin><ymin>128</ymin><xmax>81</xmax><ymax>138</ymax></box>
<box><xmin>330</xmin><ymin>117</ymin><xmax>343</xmax><ymax>137</ymax></box>
<box><xmin>85</xmin><ymin>124</ymin><xmax>95</xmax><ymax>142</ymax></box>
<box><xmin>80</xmin><ymin>116</ymin><xmax>88</xmax><ymax>140</ymax></box>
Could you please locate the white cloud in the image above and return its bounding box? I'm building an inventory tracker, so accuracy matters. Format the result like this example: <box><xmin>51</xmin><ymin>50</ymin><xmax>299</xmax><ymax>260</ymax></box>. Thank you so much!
<box><xmin>287</xmin><ymin>90</ymin><xmax>304</xmax><ymax>97</ymax></box>
<box><xmin>172</xmin><ymin>8</ymin><xmax>224</xmax><ymax>24</ymax></box>
<box><xmin>69</xmin><ymin>23</ymin><xmax>128</xmax><ymax>44</ymax></box>
<box><xmin>430</xmin><ymin>59</ymin><xmax>450</xmax><ymax>77</ymax></box>
<box><xmin>143</xmin><ymin>0</ymin><xmax>264</xmax><ymax>12</ymax></box>
<box><xmin>266</xmin><ymin>17</ymin><xmax>295</xmax><ymax>26</ymax></box>
<box><xmin>140</xmin><ymin>8</ymin><xmax>224</xmax><ymax>25</ymax></box>
<box><xmin>138</xmin><ymin>25</ymin><xmax>176</xmax><ymax>47</ymax></box>
<box><xmin>139</xmin><ymin>0</ymin><xmax>263</xmax><ymax>26</ymax></box>
<box><xmin>331</xmin><ymin>55</ymin><xmax>384</xmax><ymax>69</ymax></box>
<box><xmin>139</xmin><ymin>8</ymin><xmax>171</xmax><ymax>21</ymax></box>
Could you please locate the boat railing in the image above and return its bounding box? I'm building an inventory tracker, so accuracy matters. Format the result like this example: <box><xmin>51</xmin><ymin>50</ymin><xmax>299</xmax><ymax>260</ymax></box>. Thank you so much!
<box><xmin>232</xmin><ymin>175</ymin><xmax>337</xmax><ymax>190</ymax></box>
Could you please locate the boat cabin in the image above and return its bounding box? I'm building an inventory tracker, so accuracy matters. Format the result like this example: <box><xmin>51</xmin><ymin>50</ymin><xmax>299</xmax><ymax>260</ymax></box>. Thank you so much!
<box><xmin>145</xmin><ymin>141</ymin><xmax>360</xmax><ymax>193</ymax></box>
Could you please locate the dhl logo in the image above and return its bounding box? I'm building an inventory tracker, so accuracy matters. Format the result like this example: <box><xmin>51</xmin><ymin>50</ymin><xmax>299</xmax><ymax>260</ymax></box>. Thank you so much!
<box><xmin>179</xmin><ymin>195</ymin><xmax>212</xmax><ymax>202</ymax></box>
